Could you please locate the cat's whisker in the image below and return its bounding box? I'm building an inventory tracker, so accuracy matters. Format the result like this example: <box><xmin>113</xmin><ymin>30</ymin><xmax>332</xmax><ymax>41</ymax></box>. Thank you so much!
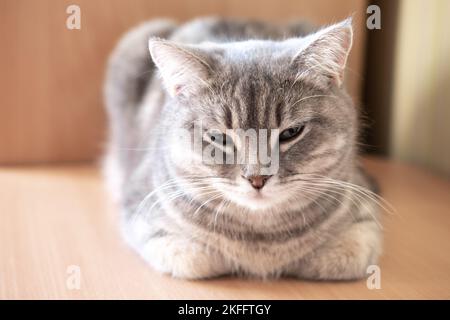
<box><xmin>213</xmin><ymin>198</ymin><xmax>231</xmax><ymax>234</ymax></box>
<box><xmin>185</xmin><ymin>188</ymin><xmax>221</xmax><ymax>207</ymax></box>
<box><xmin>286</xmin><ymin>173</ymin><xmax>396</xmax><ymax>216</ymax></box>
<box><xmin>298</xmin><ymin>181</ymin><xmax>384</xmax><ymax>229</ymax></box>
<box><xmin>145</xmin><ymin>187</ymin><xmax>219</xmax><ymax>217</ymax></box>
<box><xmin>212</xmin><ymin>198</ymin><xmax>226</xmax><ymax>233</ymax></box>
<box><xmin>290</xmin><ymin>94</ymin><xmax>338</xmax><ymax>108</ymax></box>
<box><xmin>298</xmin><ymin>184</ymin><xmax>378</xmax><ymax>228</ymax></box>
<box><xmin>308</xmin><ymin>176</ymin><xmax>396</xmax><ymax>216</ymax></box>
<box><xmin>288</xmin><ymin>187</ymin><xmax>343</xmax><ymax>231</ymax></box>
<box><xmin>133</xmin><ymin>175</ymin><xmax>230</xmax><ymax>218</ymax></box>
<box><xmin>304</xmin><ymin>183</ymin><xmax>381</xmax><ymax>222</ymax></box>
<box><xmin>302</xmin><ymin>173</ymin><xmax>395</xmax><ymax>208</ymax></box>
<box><xmin>193</xmin><ymin>193</ymin><xmax>224</xmax><ymax>217</ymax></box>
<box><xmin>134</xmin><ymin>179</ymin><xmax>218</xmax><ymax>214</ymax></box>
<box><xmin>299</xmin><ymin>184</ymin><xmax>359</xmax><ymax>223</ymax></box>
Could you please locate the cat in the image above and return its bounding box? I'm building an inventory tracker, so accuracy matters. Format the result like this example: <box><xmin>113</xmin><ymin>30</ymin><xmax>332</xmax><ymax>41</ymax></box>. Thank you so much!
<box><xmin>103</xmin><ymin>17</ymin><xmax>382</xmax><ymax>280</ymax></box>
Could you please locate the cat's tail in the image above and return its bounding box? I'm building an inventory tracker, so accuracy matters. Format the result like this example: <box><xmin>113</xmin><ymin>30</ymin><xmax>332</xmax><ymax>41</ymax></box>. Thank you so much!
<box><xmin>103</xmin><ymin>19</ymin><xmax>176</xmax><ymax>201</ymax></box>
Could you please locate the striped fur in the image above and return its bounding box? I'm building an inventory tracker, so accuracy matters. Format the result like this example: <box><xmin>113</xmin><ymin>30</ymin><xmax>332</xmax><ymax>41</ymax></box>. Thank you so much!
<box><xmin>104</xmin><ymin>17</ymin><xmax>382</xmax><ymax>280</ymax></box>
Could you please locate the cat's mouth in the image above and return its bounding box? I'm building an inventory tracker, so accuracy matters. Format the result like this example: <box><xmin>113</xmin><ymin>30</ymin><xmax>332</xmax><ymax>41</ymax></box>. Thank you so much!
<box><xmin>222</xmin><ymin>187</ymin><xmax>279</xmax><ymax>211</ymax></box>
<box><xmin>247</xmin><ymin>190</ymin><xmax>265</xmax><ymax>199</ymax></box>
<box><xmin>215</xmin><ymin>179</ymin><xmax>290</xmax><ymax>211</ymax></box>
<box><xmin>235</xmin><ymin>194</ymin><xmax>272</xmax><ymax>210</ymax></box>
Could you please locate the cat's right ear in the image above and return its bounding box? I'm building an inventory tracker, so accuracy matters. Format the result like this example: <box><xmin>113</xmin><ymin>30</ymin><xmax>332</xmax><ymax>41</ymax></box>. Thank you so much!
<box><xmin>149</xmin><ymin>38</ymin><xmax>214</xmax><ymax>98</ymax></box>
<box><xmin>290</xmin><ymin>18</ymin><xmax>353</xmax><ymax>88</ymax></box>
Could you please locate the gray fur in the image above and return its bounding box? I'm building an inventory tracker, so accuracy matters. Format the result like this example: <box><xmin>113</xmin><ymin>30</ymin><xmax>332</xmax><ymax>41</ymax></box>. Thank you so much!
<box><xmin>104</xmin><ymin>17</ymin><xmax>382</xmax><ymax>280</ymax></box>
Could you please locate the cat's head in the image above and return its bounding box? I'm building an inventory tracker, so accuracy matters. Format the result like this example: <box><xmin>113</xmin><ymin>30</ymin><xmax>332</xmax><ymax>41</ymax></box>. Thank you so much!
<box><xmin>149</xmin><ymin>18</ymin><xmax>357</xmax><ymax>211</ymax></box>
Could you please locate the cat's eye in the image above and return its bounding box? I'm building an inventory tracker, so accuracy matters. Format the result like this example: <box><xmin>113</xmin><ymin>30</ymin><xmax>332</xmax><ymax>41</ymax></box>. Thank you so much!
<box><xmin>279</xmin><ymin>125</ymin><xmax>305</xmax><ymax>142</ymax></box>
<box><xmin>208</xmin><ymin>131</ymin><xmax>233</xmax><ymax>147</ymax></box>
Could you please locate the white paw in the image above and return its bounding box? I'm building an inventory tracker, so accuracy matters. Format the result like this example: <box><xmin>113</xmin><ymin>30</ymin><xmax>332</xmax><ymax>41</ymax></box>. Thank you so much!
<box><xmin>139</xmin><ymin>237</ymin><xmax>229</xmax><ymax>279</ymax></box>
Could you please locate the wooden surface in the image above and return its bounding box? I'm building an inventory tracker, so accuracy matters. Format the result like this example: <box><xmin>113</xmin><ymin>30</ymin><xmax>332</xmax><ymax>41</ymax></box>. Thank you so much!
<box><xmin>0</xmin><ymin>0</ymin><xmax>367</xmax><ymax>164</ymax></box>
<box><xmin>1</xmin><ymin>157</ymin><xmax>450</xmax><ymax>299</ymax></box>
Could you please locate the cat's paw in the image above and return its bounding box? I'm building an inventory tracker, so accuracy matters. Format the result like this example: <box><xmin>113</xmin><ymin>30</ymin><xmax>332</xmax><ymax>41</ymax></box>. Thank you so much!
<box><xmin>289</xmin><ymin>221</ymin><xmax>382</xmax><ymax>280</ymax></box>
<box><xmin>137</xmin><ymin>236</ymin><xmax>230</xmax><ymax>279</ymax></box>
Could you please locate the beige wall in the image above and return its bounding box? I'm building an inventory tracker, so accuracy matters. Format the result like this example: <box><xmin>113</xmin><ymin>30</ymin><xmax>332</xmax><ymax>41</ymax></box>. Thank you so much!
<box><xmin>0</xmin><ymin>0</ymin><xmax>368</xmax><ymax>164</ymax></box>
<box><xmin>391</xmin><ymin>0</ymin><xmax>450</xmax><ymax>175</ymax></box>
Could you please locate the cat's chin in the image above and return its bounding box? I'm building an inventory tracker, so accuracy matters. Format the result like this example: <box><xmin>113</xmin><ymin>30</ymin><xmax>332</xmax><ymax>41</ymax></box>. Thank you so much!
<box><xmin>226</xmin><ymin>190</ymin><xmax>283</xmax><ymax>211</ymax></box>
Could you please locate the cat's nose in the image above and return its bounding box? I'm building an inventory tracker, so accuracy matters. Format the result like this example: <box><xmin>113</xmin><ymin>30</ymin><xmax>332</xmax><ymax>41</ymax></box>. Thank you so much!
<box><xmin>244</xmin><ymin>175</ymin><xmax>272</xmax><ymax>190</ymax></box>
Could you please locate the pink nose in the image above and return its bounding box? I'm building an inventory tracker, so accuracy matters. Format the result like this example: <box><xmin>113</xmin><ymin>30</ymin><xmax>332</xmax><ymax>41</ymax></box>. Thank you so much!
<box><xmin>245</xmin><ymin>175</ymin><xmax>272</xmax><ymax>190</ymax></box>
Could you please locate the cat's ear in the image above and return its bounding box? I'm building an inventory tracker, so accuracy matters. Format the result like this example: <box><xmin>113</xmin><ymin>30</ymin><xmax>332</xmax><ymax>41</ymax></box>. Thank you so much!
<box><xmin>291</xmin><ymin>18</ymin><xmax>353</xmax><ymax>88</ymax></box>
<box><xmin>149</xmin><ymin>38</ymin><xmax>214</xmax><ymax>97</ymax></box>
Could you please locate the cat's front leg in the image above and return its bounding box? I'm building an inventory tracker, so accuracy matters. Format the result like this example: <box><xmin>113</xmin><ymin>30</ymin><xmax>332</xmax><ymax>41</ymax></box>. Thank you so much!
<box><xmin>287</xmin><ymin>220</ymin><xmax>382</xmax><ymax>280</ymax></box>
<box><xmin>135</xmin><ymin>234</ymin><xmax>231</xmax><ymax>279</ymax></box>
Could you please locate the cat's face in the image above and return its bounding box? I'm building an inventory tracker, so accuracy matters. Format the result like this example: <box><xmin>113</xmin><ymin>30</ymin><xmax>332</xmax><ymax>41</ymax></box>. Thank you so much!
<box><xmin>151</xmin><ymin>19</ymin><xmax>357</xmax><ymax>211</ymax></box>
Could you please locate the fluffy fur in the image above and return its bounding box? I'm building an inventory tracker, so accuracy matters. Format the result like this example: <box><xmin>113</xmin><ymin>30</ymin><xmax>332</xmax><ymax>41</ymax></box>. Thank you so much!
<box><xmin>104</xmin><ymin>17</ymin><xmax>382</xmax><ymax>280</ymax></box>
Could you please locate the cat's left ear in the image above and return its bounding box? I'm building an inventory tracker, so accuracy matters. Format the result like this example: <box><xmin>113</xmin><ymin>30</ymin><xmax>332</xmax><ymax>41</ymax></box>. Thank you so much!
<box><xmin>149</xmin><ymin>38</ymin><xmax>215</xmax><ymax>98</ymax></box>
<box><xmin>291</xmin><ymin>18</ymin><xmax>353</xmax><ymax>88</ymax></box>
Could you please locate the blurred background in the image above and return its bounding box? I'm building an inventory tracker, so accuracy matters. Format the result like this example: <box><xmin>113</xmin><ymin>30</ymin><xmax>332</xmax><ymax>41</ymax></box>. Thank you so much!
<box><xmin>1</xmin><ymin>0</ymin><xmax>449</xmax><ymax>176</ymax></box>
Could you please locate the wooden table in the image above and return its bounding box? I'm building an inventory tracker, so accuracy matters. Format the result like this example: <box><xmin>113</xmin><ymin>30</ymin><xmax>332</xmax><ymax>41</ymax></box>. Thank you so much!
<box><xmin>1</xmin><ymin>157</ymin><xmax>449</xmax><ymax>299</ymax></box>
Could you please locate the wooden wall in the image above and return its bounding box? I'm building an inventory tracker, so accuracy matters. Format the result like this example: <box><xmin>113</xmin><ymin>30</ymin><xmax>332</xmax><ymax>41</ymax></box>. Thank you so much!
<box><xmin>0</xmin><ymin>0</ymin><xmax>368</xmax><ymax>164</ymax></box>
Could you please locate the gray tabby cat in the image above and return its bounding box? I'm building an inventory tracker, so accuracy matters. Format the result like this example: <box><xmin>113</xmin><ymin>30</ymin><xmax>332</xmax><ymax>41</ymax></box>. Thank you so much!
<box><xmin>104</xmin><ymin>17</ymin><xmax>382</xmax><ymax>280</ymax></box>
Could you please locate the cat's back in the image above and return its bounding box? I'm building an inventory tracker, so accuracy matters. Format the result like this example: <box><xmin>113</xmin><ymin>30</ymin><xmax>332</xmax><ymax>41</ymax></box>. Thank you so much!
<box><xmin>169</xmin><ymin>17</ymin><xmax>315</xmax><ymax>44</ymax></box>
